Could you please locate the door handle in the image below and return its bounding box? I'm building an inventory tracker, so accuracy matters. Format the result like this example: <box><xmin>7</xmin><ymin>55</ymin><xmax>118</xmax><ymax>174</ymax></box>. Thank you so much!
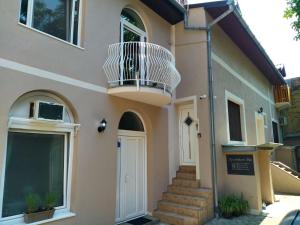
<box><xmin>125</xmin><ymin>175</ymin><xmax>129</xmax><ymax>183</ymax></box>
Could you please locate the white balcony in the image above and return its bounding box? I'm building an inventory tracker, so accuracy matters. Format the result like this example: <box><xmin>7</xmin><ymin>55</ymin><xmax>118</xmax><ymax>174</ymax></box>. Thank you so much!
<box><xmin>103</xmin><ymin>42</ymin><xmax>181</xmax><ymax>106</ymax></box>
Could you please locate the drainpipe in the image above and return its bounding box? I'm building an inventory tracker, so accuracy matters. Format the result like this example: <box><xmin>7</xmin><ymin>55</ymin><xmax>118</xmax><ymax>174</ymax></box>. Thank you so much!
<box><xmin>183</xmin><ymin>0</ymin><xmax>236</xmax><ymax>217</ymax></box>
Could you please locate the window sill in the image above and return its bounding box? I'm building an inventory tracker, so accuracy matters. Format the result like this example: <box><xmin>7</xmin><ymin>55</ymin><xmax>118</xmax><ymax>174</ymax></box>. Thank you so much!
<box><xmin>227</xmin><ymin>141</ymin><xmax>247</xmax><ymax>146</ymax></box>
<box><xmin>0</xmin><ymin>211</ymin><xmax>75</xmax><ymax>225</ymax></box>
<box><xmin>18</xmin><ymin>23</ymin><xmax>84</xmax><ymax>51</ymax></box>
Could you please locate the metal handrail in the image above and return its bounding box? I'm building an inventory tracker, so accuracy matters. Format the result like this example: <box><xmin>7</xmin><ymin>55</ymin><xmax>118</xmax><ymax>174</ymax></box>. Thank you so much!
<box><xmin>103</xmin><ymin>42</ymin><xmax>181</xmax><ymax>93</ymax></box>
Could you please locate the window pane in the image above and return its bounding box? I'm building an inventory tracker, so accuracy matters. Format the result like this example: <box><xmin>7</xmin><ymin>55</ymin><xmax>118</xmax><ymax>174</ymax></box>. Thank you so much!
<box><xmin>72</xmin><ymin>0</ymin><xmax>80</xmax><ymax>45</ymax></box>
<box><xmin>32</xmin><ymin>0</ymin><xmax>71</xmax><ymax>41</ymax></box>
<box><xmin>119</xmin><ymin>112</ymin><xmax>144</xmax><ymax>131</ymax></box>
<box><xmin>20</xmin><ymin>0</ymin><xmax>28</xmax><ymax>24</ymax></box>
<box><xmin>228</xmin><ymin>100</ymin><xmax>243</xmax><ymax>141</ymax></box>
<box><xmin>2</xmin><ymin>132</ymin><xmax>65</xmax><ymax>217</ymax></box>
<box><xmin>272</xmin><ymin>121</ymin><xmax>279</xmax><ymax>143</ymax></box>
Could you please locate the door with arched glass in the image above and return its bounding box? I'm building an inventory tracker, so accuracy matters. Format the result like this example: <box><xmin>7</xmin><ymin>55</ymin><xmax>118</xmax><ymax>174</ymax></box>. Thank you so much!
<box><xmin>120</xmin><ymin>8</ymin><xmax>147</xmax><ymax>86</ymax></box>
<box><xmin>116</xmin><ymin>112</ymin><xmax>146</xmax><ymax>223</ymax></box>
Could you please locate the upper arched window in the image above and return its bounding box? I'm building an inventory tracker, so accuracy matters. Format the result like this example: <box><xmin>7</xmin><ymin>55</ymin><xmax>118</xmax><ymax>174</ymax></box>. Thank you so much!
<box><xmin>121</xmin><ymin>8</ymin><xmax>145</xmax><ymax>32</ymax></box>
<box><xmin>120</xmin><ymin>8</ymin><xmax>146</xmax><ymax>43</ymax></box>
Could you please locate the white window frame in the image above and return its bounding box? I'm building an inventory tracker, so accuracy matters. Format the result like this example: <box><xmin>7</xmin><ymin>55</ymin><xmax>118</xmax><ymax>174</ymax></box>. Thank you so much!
<box><xmin>19</xmin><ymin>0</ymin><xmax>82</xmax><ymax>46</ymax></box>
<box><xmin>225</xmin><ymin>90</ymin><xmax>247</xmax><ymax>145</ymax></box>
<box><xmin>0</xmin><ymin>117</ymin><xmax>79</xmax><ymax>225</ymax></box>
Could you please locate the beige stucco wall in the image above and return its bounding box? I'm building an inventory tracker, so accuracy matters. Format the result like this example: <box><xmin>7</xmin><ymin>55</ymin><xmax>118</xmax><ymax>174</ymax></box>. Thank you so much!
<box><xmin>0</xmin><ymin>0</ymin><xmax>171</xmax><ymax>87</ymax></box>
<box><xmin>174</xmin><ymin>8</ymin><xmax>213</xmax><ymax>189</ymax></box>
<box><xmin>210</xmin><ymin>18</ymin><xmax>279</xmax><ymax>212</ymax></box>
<box><xmin>0</xmin><ymin>0</ymin><xmax>174</xmax><ymax>224</ymax></box>
<box><xmin>0</xmin><ymin>68</ymin><xmax>170</xmax><ymax>225</ymax></box>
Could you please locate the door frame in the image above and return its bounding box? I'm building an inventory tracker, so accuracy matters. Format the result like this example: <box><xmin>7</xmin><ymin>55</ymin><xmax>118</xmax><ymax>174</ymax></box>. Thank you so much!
<box><xmin>116</xmin><ymin>129</ymin><xmax>147</xmax><ymax>224</ymax></box>
<box><xmin>175</xmin><ymin>96</ymin><xmax>200</xmax><ymax>179</ymax></box>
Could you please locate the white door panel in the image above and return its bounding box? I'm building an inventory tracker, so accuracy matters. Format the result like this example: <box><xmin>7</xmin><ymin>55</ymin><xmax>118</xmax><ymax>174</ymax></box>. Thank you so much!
<box><xmin>116</xmin><ymin>134</ymin><xmax>146</xmax><ymax>223</ymax></box>
<box><xmin>179</xmin><ymin>105</ymin><xmax>197</xmax><ymax>165</ymax></box>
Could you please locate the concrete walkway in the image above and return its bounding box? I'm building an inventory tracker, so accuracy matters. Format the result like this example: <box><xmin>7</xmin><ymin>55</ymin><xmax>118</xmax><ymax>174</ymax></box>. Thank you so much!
<box><xmin>204</xmin><ymin>195</ymin><xmax>300</xmax><ymax>225</ymax></box>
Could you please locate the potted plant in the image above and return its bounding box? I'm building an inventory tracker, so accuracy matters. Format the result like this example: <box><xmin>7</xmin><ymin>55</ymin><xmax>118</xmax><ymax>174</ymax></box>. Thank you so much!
<box><xmin>24</xmin><ymin>192</ymin><xmax>57</xmax><ymax>223</ymax></box>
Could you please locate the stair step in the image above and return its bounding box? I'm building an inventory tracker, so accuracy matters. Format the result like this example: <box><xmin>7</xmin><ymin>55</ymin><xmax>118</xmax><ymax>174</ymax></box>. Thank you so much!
<box><xmin>172</xmin><ymin>178</ymin><xmax>200</xmax><ymax>188</ymax></box>
<box><xmin>176</xmin><ymin>172</ymin><xmax>196</xmax><ymax>180</ymax></box>
<box><xmin>178</xmin><ymin>166</ymin><xmax>196</xmax><ymax>174</ymax></box>
<box><xmin>168</xmin><ymin>185</ymin><xmax>213</xmax><ymax>199</ymax></box>
<box><xmin>158</xmin><ymin>200</ymin><xmax>207</xmax><ymax>221</ymax></box>
<box><xmin>153</xmin><ymin>210</ymin><xmax>199</xmax><ymax>225</ymax></box>
<box><xmin>162</xmin><ymin>192</ymin><xmax>207</xmax><ymax>207</ymax></box>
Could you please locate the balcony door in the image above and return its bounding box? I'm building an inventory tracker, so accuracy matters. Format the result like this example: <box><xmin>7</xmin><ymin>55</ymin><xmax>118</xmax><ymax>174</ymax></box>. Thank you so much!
<box><xmin>120</xmin><ymin>8</ymin><xmax>147</xmax><ymax>86</ymax></box>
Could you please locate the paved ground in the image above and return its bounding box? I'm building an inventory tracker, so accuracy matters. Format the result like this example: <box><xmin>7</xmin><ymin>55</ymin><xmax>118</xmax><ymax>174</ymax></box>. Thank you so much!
<box><xmin>204</xmin><ymin>195</ymin><xmax>300</xmax><ymax>225</ymax></box>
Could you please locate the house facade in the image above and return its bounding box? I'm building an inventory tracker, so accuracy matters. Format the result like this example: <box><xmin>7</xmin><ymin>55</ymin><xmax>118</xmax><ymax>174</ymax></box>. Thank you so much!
<box><xmin>0</xmin><ymin>0</ymin><xmax>289</xmax><ymax>225</ymax></box>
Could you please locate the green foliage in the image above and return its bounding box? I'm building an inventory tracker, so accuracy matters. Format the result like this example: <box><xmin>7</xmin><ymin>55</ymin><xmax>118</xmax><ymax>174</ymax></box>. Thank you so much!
<box><xmin>44</xmin><ymin>192</ymin><xmax>58</xmax><ymax>210</ymax></box>
<box><xmin>25</xmin><ymin>192</ymin><xmax>58</xmax><ymax>213</ymax></box>
<box><xmin>284</xmin><ymin>0</ymin><xmax>300</xmax><ymax>40</ymax></box>
<box><xmin>218</xmin><ymin>194</ymin><xmax>249</xmax><ymax>218</ymax></box>
<box><xmin>25</xmin><ymin>193</ymin><xmax>41</xmax><ymax>213</ymax></box>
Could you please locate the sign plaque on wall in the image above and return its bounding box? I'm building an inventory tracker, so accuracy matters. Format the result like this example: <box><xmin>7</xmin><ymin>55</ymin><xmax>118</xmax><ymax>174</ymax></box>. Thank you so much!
<box><xmin>226</xmin><ymin>155</ymin><xmax>255</xmax><ymax>176</ymax></box>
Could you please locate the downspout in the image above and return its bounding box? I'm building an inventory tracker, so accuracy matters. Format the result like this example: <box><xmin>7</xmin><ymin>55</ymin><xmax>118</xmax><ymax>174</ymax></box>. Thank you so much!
<box><xmin>183</xmin><ymin>1</ymin><xmax>236</xmax><ymax>217</ymax></box>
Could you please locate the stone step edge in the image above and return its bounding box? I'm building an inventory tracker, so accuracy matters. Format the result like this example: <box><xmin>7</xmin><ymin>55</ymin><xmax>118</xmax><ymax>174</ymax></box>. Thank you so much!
<box><xmin>153</xmin><ymin>210</ymin><xmax>199</xmax><ymax>221</ymax></box>
<box><xmin>158</xmin><ymin>200</ymin><xmax>206</xmax><ymax>211</ymax></box>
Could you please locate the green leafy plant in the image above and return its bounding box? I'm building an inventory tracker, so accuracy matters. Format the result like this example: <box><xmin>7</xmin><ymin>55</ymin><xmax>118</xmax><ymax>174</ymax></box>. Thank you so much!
<box><xmin>219</xmin><ymin>194</ymin><xmax>249</xmax><ymax>218</ymax></box>
<box><xmin>25</xmin><ymin>193</ymin><xmax>41</xmax><ymax>213</ymax></box>
<box><xmin>44</xmin><ymin>192</ymin><xmax>58</xmax><ymax>210</ymax></box>
<box><xmin>284</xmin><ymin>0</ymin><xmax>300</xmax><ymax>40</ymax></box>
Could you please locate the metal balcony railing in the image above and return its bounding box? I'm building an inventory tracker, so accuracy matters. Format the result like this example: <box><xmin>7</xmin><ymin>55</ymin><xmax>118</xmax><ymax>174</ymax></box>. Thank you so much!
<box><xmin>274</xmin><ymin>85</ymin><xmax>291</xmax><ymax>105</ymax></box>
<box><xmin>103</xmin><ymin>42</ymin><xmax>181</xmax><ymax>93</ymax></box>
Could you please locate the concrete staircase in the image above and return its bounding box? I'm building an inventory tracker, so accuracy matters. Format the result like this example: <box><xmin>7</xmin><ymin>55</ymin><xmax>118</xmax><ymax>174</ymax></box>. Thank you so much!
<box><xmin>272</xmin><ymin>161</ymin><xmax>300</xmax><ymax>178</ymax></box>
<box><xmin>153</xmin><ymin>166</ymin><xmax>213</xmax><ymax>225</ymax></box>
<box><xmin>271</xmin><ymin>161</ymin><xmax>300</xmax><ymax>195</ymax></box>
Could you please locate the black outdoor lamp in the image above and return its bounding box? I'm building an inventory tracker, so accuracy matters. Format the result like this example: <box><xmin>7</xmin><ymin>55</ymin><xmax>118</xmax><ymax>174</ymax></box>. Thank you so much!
<box><xmin>258</xmin><ymin>107</ymin><xmax>264</xmax><ymax>114</ymax></box>
<box><xmin>98</xmin><ymin>119</ymin><xmax>107</xmax><ymax>133</ymax></box>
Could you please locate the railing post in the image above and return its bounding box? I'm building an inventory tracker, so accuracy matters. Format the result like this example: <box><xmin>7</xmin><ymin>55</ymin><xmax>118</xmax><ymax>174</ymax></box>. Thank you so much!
<box><xmin>136</xmin><ymin>72</ymin><xmax>140</xmax><ymax>91</ymax></box>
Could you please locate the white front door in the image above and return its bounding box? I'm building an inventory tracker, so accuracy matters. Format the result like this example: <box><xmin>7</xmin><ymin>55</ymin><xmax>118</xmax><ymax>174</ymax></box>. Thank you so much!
<box><xmin>179</xmin><ymin>104</ymin><xmax>197</xmax><ymax>165</ymax></box>
<box><xmin>256</xmin><ymin>113</ymin><xmax>266</xmax><ymax>145</ymax></box>
<box><xmin>116</xmin><ymin>132</ymin><xmax>146</xmax><ymax>223</ymax></box>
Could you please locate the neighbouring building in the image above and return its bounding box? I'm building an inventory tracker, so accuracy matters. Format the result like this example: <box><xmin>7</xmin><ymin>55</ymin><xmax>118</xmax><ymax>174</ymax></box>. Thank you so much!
<box><xmin>0</xmin><ymin>0</ymin><xmax>289</xmax><ymax>225</ymax></box>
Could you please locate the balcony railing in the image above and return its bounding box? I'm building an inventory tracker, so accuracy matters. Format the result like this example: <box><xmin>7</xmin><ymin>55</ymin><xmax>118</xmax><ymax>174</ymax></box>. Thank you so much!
<box><xmin>103</xmin><ymin>42</ymin><xmax>181</xmax><ymax>94</ymax></box>
<box><xmin>175</xmin><ymin>0</ymin><xmax>187</xmax><ymax>6</ymax></box>
<box><xmin>274</xmin><ymin>85</ymin><xmax>291</xmax><ymax>108</ymax></box>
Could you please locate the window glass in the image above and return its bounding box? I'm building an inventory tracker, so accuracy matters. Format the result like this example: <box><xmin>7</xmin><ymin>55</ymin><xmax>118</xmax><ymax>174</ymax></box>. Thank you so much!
<box><xmin>20</xmin><ymin>0</ymin><xmax>28</xmax><ymax>24</ymax></box>
<box><xmin>32</xmin><ymin>0</ymin><xmax>70</xmax><ymax>41</ymax></box>
<box><xmin>121</xmin><ymin>9</ymin><xmax>145</xmax><ymax>31</ymax></box>
<box><xmin>119</xmin><ymin>112</ymin><xmax>144</xmax><ymax>131</ymax></box>
<box><xmin>228</xmin><ymin>100</ymin><xmax>243</xmax><ymax>141</ymax></box>
<box><xmin>272</xmin><ymin>121</ymin><xmax>279</xmax><ymax>143</ymax></box>
<box><xmin>2</xmin><ymin>132</ymin><xmax>65</xmax><ymax>217</ymax></box>
<box><xmin>19</xmin><ymin>0</ymin><xmax>80</xmax><ymax>45</ymax></box>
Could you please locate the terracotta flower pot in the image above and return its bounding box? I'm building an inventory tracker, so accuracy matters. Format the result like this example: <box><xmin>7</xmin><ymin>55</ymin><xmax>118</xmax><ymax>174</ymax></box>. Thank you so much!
<box><xmin>24</xmin><ymin>209</ymin><xmax>55</xmax><ymax>223</ymax></box>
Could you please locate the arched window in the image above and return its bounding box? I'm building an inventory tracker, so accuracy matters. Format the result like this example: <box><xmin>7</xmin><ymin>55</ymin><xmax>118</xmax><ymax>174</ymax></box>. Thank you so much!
<box><xmin>118</xmin><ymin>112</ymin><xmax>144</xmax><ymax>132</ymax></box>
<box><xmin>120</xmin><ymin>8</ymin><xmax>147</xmax><ymax>85</ymax></box>
<box><xmin>1</xmin><ymin>91</ymin><xmax>78</xmax><ymax>221</ymax></box>
<box><xmin>120</xmin><ymin>8</ymin><xmax>146</xmax><ymax>43</ymax></box>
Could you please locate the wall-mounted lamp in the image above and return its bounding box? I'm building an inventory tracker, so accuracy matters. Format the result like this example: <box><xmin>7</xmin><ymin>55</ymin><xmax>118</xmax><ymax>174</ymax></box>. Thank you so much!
<box><xmin>98</xmin><ymin>119</ymin><xmax>107</xmax><ymax>133</ymax></box>
<box><xmin>258</xmin><ymin>107</ymin><xmax>264</xmax><ymax>114</ymax></box>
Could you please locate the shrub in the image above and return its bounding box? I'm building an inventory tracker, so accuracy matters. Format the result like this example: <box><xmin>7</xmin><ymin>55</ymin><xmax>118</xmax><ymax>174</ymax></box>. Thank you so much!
<box><xmin>219</xmin><ymin>194</ymin><xmax>249</xmax><ymax>218</ymax></box>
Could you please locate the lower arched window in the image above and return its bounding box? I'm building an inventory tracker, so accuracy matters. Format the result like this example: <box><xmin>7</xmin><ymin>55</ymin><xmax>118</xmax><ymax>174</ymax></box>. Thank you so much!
<box><xmin>0</xmin><ymin>92</ymin><xmax>79</xmax><ymax>222</ymax></box>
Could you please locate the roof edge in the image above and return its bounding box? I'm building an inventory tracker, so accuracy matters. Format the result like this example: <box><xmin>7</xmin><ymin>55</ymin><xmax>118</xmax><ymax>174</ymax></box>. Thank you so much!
<box><xmin>232</xmin><ymin>10</ymin><xmax>286</xmax><ymax>85</ymax></box>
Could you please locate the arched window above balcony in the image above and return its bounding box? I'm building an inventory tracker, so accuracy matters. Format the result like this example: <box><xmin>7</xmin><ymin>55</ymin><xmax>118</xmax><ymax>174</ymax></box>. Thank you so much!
<box><xmin>121</xmin><ymin>8</ymin><xmax>145</xmax><ymax>32</ymax></box>
<box><xmin>120</xmin><ymin>8</ymin><xmax>146</xmax><ymax>42</ymax></box>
